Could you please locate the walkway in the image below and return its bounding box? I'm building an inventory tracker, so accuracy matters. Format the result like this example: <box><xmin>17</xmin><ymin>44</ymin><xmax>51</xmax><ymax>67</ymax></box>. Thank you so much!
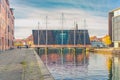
<box><xmin>0</xmin><ymin>48</ymin><xmax>54</xmax><ymax>80</ymax></box>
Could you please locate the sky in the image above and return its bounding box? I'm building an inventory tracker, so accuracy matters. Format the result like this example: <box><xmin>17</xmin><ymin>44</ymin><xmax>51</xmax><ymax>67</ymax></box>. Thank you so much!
<box><xmin>9</xmin><ymin>0</ymin><xmax>120</xmax><ymax>39</ymax></box>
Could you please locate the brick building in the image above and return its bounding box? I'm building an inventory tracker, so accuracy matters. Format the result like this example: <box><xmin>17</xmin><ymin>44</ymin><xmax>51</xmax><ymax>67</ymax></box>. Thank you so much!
<box><xmin>0</xmin><ymin>0</ymin><xmax>14</xmax><ymax>51</ymax></box>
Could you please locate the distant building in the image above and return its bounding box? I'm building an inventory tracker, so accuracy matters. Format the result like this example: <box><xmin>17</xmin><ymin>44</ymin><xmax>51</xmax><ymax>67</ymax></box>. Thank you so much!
<box><xmin>109</xmin><ymin>8</ymin><xmax>120</xmax><ymax>48</ymax></box>
<box><xmin>91</xmin><ymin>41</ymin><xmax>106</xmax><ymax>48</ymax></box>
<box><xmin>32</xmin><ymin>30</ymin><xmax>90</xmax><ymax>46</ymax></box>
<box><xmin>26</xmin><ymin>34</ymin><xmax>33</xmax><ymax>47</ymax></box>
<box><xmin>14</xmin><ymin>39</ymin><xmax>24</xmax><ymax>47</ymax></box>
<box><xmin>14</xmin><ymin>35</ymin><xmax>33</xmax><ymax>48</ymax></box>
<box><xmin>0</xmin><ymin>0</ymin><xmax>14</xmax><ymax>51</ymax></box>
<box><xmin>90</xmin><ymin>36</ymin><xmax>106</xmax><ymax>48</ymax></box>
<box><xmin>90</xmin><ymin>36</ymin><xmax>102</xmax><ymax>42</ymax></box>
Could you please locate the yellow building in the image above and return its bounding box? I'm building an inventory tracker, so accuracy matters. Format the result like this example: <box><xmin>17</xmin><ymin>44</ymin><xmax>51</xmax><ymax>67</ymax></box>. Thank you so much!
<box><xmin>26</xmin><ymin>34</ymin><xmax>33</xmax><ymax>47</ymax></box>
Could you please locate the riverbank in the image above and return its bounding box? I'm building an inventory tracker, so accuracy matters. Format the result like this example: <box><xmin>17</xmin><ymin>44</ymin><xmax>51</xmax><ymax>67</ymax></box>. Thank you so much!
<box><xmin>112</xmin><ymin>48</ymin><xmax>120</xmax><ymax>55</ymax></box>
<box><xmin>89</xmin><ymin>48</ymin><xmax>114</xmax><ymax>54</ymax></box>
<box><xmin>0</xmin><ymin>48</ymin><xmax>54</xmax><ymax>80</ymax></box>
<box><xmin>89</xmin><ymin>47</ymin><xmax>120</xmax><ymax>54</ymax></box>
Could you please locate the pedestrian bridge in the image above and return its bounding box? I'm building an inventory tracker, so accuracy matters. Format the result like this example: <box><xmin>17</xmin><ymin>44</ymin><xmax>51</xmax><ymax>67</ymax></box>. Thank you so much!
<box><xmin>32</xmin><ymin>45</ymin><xmax>91</xmax><ymax>48</ymax></box>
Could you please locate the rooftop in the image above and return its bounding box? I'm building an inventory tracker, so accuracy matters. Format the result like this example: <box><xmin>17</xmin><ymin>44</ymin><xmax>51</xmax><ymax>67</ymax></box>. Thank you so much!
<box><xmin>110</xmin><ymin>7</ymin><xmax>120</xmax><ymax>12</ymax></box>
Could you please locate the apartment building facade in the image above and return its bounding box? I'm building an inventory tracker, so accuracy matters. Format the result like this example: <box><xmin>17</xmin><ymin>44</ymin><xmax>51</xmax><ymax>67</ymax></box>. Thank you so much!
<box><xmin>109</xmin><ymin>8</ymin><xmax>120</xmax><ymax>48</ymax></box>
<box><xmin>0</xmin><ymin>0</ymin><xmax>14</xmax><ymax>51</ymax></box>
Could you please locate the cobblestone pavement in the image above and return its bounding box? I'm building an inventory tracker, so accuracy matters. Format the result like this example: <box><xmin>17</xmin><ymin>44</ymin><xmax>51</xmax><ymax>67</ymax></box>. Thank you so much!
<box><xmin>0</xmin><ymin>48</ymin><xmax>54</xmax><ymax>80</ymax></box>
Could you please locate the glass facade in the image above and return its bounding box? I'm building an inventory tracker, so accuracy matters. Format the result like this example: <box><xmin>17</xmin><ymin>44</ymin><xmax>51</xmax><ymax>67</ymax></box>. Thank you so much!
<box><xmin>32</xmin><ymin>30</ymin><xmax>90</xmax><ymax>45</ymax></box>
<box><xmin>112</xmin><ymin>15</ymin><xmax>120</xmax><ymax>41</ymax></box>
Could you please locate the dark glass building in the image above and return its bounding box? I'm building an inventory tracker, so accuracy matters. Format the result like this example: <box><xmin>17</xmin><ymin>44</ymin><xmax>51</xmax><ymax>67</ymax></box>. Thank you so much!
<box><xmin>32</xmin><ymin>30</ymin><xmax>90</xmax><ymax>45</ymax></box>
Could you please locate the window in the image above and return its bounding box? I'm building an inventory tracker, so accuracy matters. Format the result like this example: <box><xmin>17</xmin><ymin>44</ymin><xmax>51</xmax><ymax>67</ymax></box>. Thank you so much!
<box><xmin>8</xmin><ymin>39</ymin><xmax>9</xmax><ymax>46</ymax></box>
<box><xmin>8</xmin><ymin>12</ymin><xmax>10</xmax><ymax>18</ymax></box>
<box><xmin>8</xmin><ymin>26</ymin><xmax>10</xmax><ymax>32</ymax></box>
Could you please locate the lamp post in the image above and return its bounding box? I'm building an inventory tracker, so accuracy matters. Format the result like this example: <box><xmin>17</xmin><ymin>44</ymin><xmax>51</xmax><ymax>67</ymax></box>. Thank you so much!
<box><xmin>37</xmin><ymin>22</ymin><xmax>40</xmax><ymax>55</ymax></box>
<box><xmin>61</xmin><ymin>13</ymin><xmax>64</xmax><ymax>45</ymax></box>
<box><xmin>45</xmin><ymin>16</ymin><xmax>48</xmax><ymax>66</ymax></box>
<box><xmin>38</xmin><ymin>22</ymin><xmax>40</xmax><ymax>46</ymax></box>
<box><xmin>84</xmin><ymin>19</ymin><xmax>86</xmax><ymax>47</ymax></box>
<box><xmin>46</xmin><ymin>16</ymin><xmax>48</xmax><ymax>47</ymax></box>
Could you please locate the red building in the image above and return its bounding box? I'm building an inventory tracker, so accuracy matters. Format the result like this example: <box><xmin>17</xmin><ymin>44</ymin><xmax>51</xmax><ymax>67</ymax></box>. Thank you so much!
<box><xmin>0</xmin><ymin>0</ymin><xmax>14</xmax><ymax>51</ymax></box>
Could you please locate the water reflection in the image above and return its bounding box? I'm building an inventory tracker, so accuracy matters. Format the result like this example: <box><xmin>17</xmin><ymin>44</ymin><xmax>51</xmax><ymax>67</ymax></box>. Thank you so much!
<box><xmin>37</xmin><ymin>48</ymin><xmax>120</xmax><ymax>80</ymax></box>
<box><xmin>39</xmin><ymin>48</ymin><xmax>88</xmax><ymax>66</ymax></box>
<box><xmin>112</xmin><ymin>54</ymin><xmax>120</xmax><ymax>80</ymax></box>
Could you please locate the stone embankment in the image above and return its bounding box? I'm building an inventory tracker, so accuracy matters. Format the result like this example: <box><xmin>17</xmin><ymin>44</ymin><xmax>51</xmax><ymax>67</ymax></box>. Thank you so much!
<box><xmin>89</xmin><ymin>48</ymin><xmax>113</xmax><ymax>53</ymax></box>
<box><xmin>112</xmin><ymin>48</ymin><xmax>120</xmax><ymax>55</ymax></box>
<box><xmin>89</xmin><ymin>47</ymin><xmax>120</xmax><ymax>55</ymax></box>
<box><xmin>0</xmin><ymin>48</ymin><xmax>54</xmax><ymax>80</ymax></box>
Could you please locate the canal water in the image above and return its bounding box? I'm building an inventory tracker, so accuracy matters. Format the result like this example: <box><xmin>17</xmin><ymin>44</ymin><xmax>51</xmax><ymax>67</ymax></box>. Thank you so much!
<box><xmin>37</xmin><ymin>48</ymin><xmax>120</xmax><ymax>80</ymax></box>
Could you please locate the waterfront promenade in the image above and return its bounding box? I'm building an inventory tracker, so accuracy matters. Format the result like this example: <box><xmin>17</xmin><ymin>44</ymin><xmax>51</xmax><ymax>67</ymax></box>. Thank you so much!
<box><xmin>0</xmin><ymin>48</ymin><xmax>54</xmax><ymax>80</ymax></box>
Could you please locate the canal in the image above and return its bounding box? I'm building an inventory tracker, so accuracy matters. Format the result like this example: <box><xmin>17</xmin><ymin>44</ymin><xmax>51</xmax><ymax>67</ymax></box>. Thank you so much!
<box><xmin>37</xmin><ymin>48</ymin><xmax>120</xmax><ymax>80</ymax></box>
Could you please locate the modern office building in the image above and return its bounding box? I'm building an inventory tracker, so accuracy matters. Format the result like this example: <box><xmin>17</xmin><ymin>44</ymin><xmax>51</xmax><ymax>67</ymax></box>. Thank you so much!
<box><xmin>32</xmin><ymin>29</ymin><xmax>90</xmax><ymax>46</ymax></box>
<box><xmin>0</xmin><ymin>0</ymin><xmax>14</xmax><ymax>51</ymax></box>
<box><xmin>109</xmin><ymin>8</ymin><xmax>120</xmax><ymax>48</ymax></box>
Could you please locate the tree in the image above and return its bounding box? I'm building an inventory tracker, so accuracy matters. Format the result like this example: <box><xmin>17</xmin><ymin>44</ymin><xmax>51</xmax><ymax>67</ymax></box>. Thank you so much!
<box><xmin>102</xmin><ymin>35</ymin><xmax>112</xmax><ymax>46</ymax></box>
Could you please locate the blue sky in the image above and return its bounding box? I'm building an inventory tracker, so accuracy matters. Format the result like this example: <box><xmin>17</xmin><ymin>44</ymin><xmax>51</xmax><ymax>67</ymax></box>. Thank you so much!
<box><xmin>9</xmin><ymin>0</ymin><xmax>120</xmax><ymax>39</ymax></box>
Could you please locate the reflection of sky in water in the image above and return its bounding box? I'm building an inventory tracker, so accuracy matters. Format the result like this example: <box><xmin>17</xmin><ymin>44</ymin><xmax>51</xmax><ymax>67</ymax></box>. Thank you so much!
<box><xmin>40</xmin><ymin>51</ymin><xmax>111</xmax><ymax>80</ymax></box>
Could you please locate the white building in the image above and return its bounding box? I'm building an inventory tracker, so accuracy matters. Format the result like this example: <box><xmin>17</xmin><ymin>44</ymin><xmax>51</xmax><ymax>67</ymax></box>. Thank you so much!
<box><xmin>109</xmin><ymin>8</ymin><xmax>120</xmax><ymax>48</ymax></box>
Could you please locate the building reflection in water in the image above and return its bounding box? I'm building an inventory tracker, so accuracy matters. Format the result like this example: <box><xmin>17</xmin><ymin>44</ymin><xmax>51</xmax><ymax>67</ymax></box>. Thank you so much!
<box><xmin>96</xmin><ymin>52</ymin><xmax>120</xmax><ymax>80</ymax></box>
<box><xmin>39</xmin><ymin>48</ymin><xmax>89</xmax><ymax>66</ymax></box>
<box><xmin>38</xmin><ymin>48</ymin><xmax>89</xmax><ymax>79</ymax></box>
<box><xmin>38</xmin><ymin>48</ymin><xmax>120</xmax><ymax>80</ymax></box>
<box><xmin>106</xmin><ymin>57</ymin><xmax>112</xmax><ymax>80</ymax></box>
<box><xmin>112</xmin><ymin>54</ymin><xmax>120</xmax><ymax>80</ymax></box>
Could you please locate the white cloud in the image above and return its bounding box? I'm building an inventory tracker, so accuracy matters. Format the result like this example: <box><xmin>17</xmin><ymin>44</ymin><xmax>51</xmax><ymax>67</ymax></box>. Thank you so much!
<box><xmin>10</xmin><ymin>2</ymin><xmax>108</xmax><ymax>39</ymax></box>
